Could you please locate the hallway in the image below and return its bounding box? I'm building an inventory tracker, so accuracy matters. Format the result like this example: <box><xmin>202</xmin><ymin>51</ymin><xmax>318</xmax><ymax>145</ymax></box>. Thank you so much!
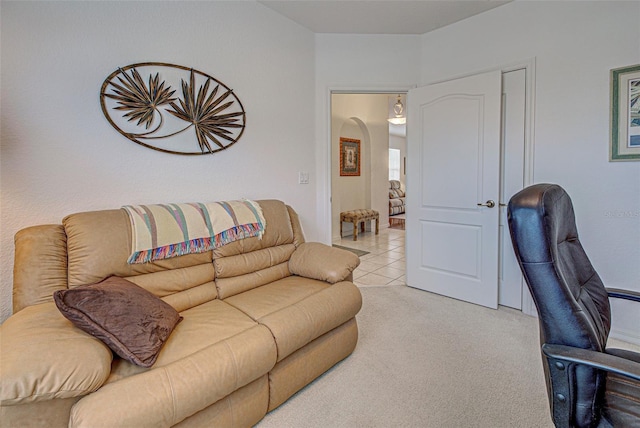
<box><xmin>333</xmin><ymin>227</ymin><xmax>406</xmax><ymax>287</ymax></box>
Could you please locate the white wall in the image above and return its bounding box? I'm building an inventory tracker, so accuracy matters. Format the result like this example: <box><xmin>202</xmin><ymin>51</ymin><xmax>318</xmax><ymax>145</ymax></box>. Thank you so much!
<box><xmin>315</xmin><ymin>34</ymin><xmax>422</xmax><ymax>243</ymax></box>
<box><xmin>419</xmin><ymin>1</ymin><xmax>640</xmax><ymax>342</ymax></box>
<box><xmin>331</xmin><ymin>94</ymin><xmax>390</xmax><ymax>239</ymax></box>
<box><xmin>0</xmin><ymin>1</ymin><xmax>315</xmax><ymax>320</ymax></box>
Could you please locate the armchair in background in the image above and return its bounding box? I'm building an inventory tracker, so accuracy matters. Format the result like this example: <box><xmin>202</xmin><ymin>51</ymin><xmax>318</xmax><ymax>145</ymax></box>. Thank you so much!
<box><xmin>389</xmin><ymin>180</ymin><xmax>405</xmax><ymax>216</ymax></box>
<box><xmin>507</xmin><ymin>183</ymin><xmax>640</xmax><ymax>428</ymax></box>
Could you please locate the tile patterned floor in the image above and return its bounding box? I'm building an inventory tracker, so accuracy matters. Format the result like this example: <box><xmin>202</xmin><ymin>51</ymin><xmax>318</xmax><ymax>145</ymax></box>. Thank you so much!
<box><xmin>333</xmin><ymin>227</ymin><xmax>406</xmax><ymax>287</ymax></box>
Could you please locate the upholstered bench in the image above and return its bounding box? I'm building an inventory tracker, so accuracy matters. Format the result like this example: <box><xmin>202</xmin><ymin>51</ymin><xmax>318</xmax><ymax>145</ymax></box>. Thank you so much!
<box><xmin>340</xmin><ymin>209</ymin><xmax>379</xmax><ymax>241</ymax></box>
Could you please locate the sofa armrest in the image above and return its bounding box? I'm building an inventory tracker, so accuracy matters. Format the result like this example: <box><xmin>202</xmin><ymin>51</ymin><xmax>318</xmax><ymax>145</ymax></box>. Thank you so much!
<box><xmin>289</xmin><ymin>243</ymin><xmax>360</xmax><ymax>284</ymax></box>
<box><xmin>1</xmin><ymin>302</ymin><xmax>112</xmax><ymax>406</ymax></box>
<box><xmin>13</xmin><ymin>225</ymin><xmax>68</xmax><ymax>313</ymax></box>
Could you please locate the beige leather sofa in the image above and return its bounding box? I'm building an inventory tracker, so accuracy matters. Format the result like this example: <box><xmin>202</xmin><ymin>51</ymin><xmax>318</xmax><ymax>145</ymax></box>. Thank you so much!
<box><xmin>0</xmin><ymin>200</ymin><xmax>362</xmax><ymax>427</ymax></box>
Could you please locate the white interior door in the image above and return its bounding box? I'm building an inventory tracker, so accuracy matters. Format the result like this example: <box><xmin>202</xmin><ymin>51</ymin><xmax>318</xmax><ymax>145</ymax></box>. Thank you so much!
<box><xmin>406</xmin><ymin>71</ymin><xmax>502</xmax><ymax>309</ymax></box>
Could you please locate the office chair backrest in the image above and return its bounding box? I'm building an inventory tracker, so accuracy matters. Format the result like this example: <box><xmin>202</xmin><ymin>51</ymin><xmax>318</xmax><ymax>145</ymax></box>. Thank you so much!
<box><xmin>508</xmin><ymin>183</ymin><xmax>611</xmax><ymax>427</ymax></box>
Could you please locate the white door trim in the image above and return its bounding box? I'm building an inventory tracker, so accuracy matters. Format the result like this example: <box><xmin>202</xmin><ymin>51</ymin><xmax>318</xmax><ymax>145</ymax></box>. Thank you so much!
<box><xmin>321</xmin><ymin>84</ymin><xmax>415</xmax><ymax>244</ymax></box>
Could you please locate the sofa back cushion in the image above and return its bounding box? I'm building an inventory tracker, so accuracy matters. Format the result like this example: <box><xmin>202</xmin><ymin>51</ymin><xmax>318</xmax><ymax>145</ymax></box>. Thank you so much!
<box><xmin>211</xmin><ymin>200</ymin><xmax>296</xmax><ymax>258</ymax></box>
<box><xmin>64</xmin><ymin>209</ymin><xmax>213</xmax><ymax>286</ymax></box>
<box><xmin>13</xmin><ymin>199</ymin><xmax>304</xmax><ymax>314</ymax></box>
<box><xmin>213</xmin><ymin>200</ymin><xmax>300</xmax><ymax>299</ymax></box>
<box><xmin>63</xmin><ymin>209</ymin><xmax>215</xmax><ymax>312</ymax></box>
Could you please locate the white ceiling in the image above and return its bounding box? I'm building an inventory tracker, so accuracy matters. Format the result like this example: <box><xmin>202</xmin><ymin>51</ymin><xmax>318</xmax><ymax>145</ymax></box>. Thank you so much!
<box><xmin>260</xmin><ymin>1</ymin><xmax>512</xmax><ymax>138</ymax></box>
<box><xmin>259</xmin><ymin>0</ymin><xmax>511</xmax><ymax>35</ymax></box>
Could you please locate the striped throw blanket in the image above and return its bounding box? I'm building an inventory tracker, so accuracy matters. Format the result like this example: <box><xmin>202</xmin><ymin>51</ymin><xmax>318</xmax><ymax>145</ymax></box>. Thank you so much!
<box><xmin>123</xmin><ymin>200</ymin><xmax>265</xmax><ymax>264</ymax></box>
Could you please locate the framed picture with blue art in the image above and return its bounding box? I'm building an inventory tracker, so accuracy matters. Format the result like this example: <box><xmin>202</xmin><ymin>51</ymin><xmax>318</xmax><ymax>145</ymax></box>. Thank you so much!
<box><xmin>610</xmin><ymin>64</ymin><xmax>640</xmax><ymax>161</ymax></box>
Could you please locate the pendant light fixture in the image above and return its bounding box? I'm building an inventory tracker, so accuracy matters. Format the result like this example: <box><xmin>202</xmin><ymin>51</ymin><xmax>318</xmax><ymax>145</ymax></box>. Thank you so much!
<box><xmin>388</xmin><ymin>94</ymin><xmax>406</xmax><ymax>125</ymax></box>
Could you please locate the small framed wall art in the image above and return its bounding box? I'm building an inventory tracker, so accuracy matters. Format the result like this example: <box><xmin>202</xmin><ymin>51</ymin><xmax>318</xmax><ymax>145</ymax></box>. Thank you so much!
<box><xmin>610</xmin><ymin>64</ymin><xmax>640</xmax><ymax>161</ymax></box>
<box><xmin>340</xmin><ymin>137</ymin><xmax>361</xmax><ymax>176</ymax></box>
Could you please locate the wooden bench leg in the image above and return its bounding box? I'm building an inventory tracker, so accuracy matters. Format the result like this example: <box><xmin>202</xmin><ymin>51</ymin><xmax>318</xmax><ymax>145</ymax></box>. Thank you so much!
<box><xmin>352</xmin><ymin>220</ymin><xmax>358</xmax><ymax>241</ymax></box>
<box><xmin>375</xmin><ymin>216</ymin><xmax>379</xmax><ymax>235</ymax></box>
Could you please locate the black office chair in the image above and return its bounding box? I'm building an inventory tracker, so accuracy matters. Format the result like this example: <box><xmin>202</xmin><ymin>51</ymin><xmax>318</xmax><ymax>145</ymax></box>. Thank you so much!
<box><xmin>507</xmin><ymin>183</ymin><xmax>640</xmax><ymax>428</ymax></box>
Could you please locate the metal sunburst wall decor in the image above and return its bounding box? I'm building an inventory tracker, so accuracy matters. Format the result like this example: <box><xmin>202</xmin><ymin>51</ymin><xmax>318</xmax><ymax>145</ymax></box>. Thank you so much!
<box><xmin>100</xmin><ymin>63</ymin><xmax>246</xmax><ymax>155</ymax></box>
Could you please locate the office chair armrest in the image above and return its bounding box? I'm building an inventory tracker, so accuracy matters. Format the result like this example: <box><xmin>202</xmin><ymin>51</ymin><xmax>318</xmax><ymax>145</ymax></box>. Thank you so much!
<box><xmin>606</xmin><ymin>288</ymin><xmax>640</xmax><ymax>302</ymax></box>
<box><xmin>542</xmin><ymin>343</ymin><xmax>640</xmax><ymax>428</ymax></box>
<box><xmin>542</xmin><ymin>343</ymin><xmax>640</xmax><ymax>381</ymax></box>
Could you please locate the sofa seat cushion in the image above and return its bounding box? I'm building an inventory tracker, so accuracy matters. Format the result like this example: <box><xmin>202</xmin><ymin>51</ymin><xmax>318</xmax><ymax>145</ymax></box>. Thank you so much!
<box><xmin>0</xmin><ymin>302</ymin><xmax>113</xmax><ymax>405</ymax></box>
<box><xmin>105</xmin><ymin>298</ymin><xmax>266</xmax><ymax>384</ymax></box>
<box><xmin>71</xmin><ymin>321</ymin><xmax>277</xmax><ymax>427</ymax></box>
<box><xmin>224</xmin><ymin>276</ymin><xmax>362</xmax><ymax>361</ymax></box>
<box><xmin>157</xmin><ymin>299</ymin><xmax>261</xmax><ymax>366</ymax></box>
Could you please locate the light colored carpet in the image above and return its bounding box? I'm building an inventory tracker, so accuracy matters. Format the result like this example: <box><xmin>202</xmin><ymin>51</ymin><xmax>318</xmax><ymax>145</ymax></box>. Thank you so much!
<box><xmin>257</xmin><ymin>285</ymin><xmax>554</xmax><ymax>428</ymax></box>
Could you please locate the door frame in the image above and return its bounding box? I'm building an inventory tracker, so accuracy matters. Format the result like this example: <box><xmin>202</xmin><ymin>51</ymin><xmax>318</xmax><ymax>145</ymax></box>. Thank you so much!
<box><xmin>322</xmin><ymin>59</ymin><xmax>536</xmax><ymax>316</ymax></box>
<box><xmin>324</xmin><ymin>86</ymin><xmax>415</xmax><ymax>240</ymax></box>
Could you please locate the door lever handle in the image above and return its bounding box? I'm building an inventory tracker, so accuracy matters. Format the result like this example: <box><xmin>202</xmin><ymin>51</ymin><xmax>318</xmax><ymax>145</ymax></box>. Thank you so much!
<box><xmin>477</xmin><ymin>200</ymin><xmax>496</xmax><ymax>208</ymax></box>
